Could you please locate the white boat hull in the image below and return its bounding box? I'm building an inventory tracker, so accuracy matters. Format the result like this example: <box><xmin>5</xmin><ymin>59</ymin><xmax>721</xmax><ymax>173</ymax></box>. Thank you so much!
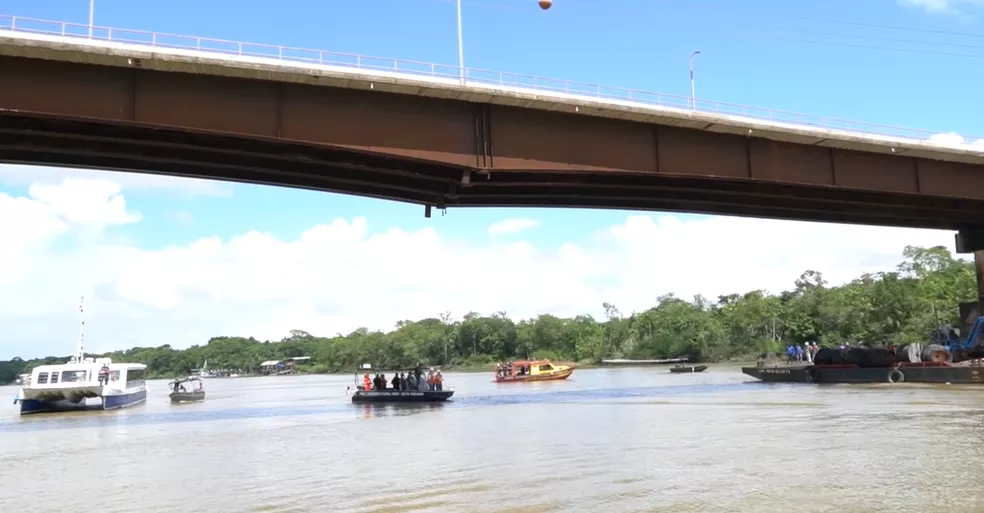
<box><xmin>16</xmin><ymin>386</ymin><xmax>147</xmax><ymax>415</ymax></box>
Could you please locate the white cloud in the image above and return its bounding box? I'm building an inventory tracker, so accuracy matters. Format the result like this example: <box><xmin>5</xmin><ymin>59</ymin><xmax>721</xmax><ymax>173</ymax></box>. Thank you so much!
<box><xmin>928</xmin><ymin>132</ymin><xmax>984</xmax><ymax>149</ymax></box>
<box><xmin>900</xmin><ymin>0</ymin><xmax>984</xmax><ymax>14</ymax></box>
<box><xmin>902</xmin><ymin>0</ymin><xmax>953</xmax><ymax>12</ymax></box>
<box><xmin>0</xmin><ymin>172</ymin><xmax>964</xmax><ymax>358</ymax></box>
<box><xmin>0</xmin><ymin>164</ymin><xmax>232</xmax><ymax>198</ymax></box>
<box><xmin>487</xmin><ymin>218</ymin><xmax>541</xmax><ymax>235</ymax></box>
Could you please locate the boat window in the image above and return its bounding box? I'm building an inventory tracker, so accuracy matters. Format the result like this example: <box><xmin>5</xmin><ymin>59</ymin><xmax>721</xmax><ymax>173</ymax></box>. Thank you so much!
<box><xmin>36</xmin><ymin>372</ymin><xmax>49</xmax><ymax>384</ymax></box>
<box><xmin>539</xmin><ymin>364</ymin><xmax>553</xmax><ymax>371</ymax></box>
<box><xmin>61</xmin><ymin>370</ymin><xmax>87</xmax><ymax>383</ymax></box>
<box><xmin>49</xmin><ymin>372</ymin><xmax>60</xmax><ymax>384</ymax></box>
<box><xmin>126</xmin><ymin>368</ymin><xmax>146</xmax><ymax>388</ymax></box>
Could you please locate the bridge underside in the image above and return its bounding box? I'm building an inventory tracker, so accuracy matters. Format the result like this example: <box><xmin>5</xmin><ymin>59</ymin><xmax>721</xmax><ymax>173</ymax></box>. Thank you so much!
<box><xmin>0</xmin><ymin>113</ymin><xmax>981</xmax><ymax>231</ymax></box>
<box><xmin>0</xmin><ymin>56</ymin><xmax>983</xmax><ymax>231</ymax></box>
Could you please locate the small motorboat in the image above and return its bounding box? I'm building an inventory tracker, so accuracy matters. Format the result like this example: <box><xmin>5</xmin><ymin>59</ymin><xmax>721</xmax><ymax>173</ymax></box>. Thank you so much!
<box><xmin>169</xmin><ymin>377</ymin><xmax>206</xmax><ymax>403</ymax></box>
<box><xmin>495</xmin><ymin>359</ymin><xmax>574</xmax><ymax>382</ymax></box>
<box><xmin>670</xmin><ymin>365</ymin><xmax>707</xmax><ymax>374</ymax></box>
<box><xmin>349</xmin><ymin>364</ymin><xmax>454</xmax><ymax>404</ymax></box>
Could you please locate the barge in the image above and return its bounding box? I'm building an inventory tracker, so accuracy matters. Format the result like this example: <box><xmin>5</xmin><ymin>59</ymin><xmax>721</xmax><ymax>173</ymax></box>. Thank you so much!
<box><xmin>670</xmin><ymin>365</ymin><xmax>708</xmax><ymax>374</ymax></box>
<box><xmin>350</xmin><ymin>364</ymin><xmax>454</xmax><ymax>404</ymax></box>
<box><xmin>742</xmin><ymin>360</ymin><xmax>984</xmax><ymax>384</ymax></box>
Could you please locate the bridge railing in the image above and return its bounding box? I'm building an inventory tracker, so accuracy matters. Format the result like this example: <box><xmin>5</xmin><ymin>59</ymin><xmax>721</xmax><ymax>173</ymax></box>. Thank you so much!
<box><xmin>0</xmin><ymin>14</ymin><xmax>979</xmax><ymax>145</ymax></box>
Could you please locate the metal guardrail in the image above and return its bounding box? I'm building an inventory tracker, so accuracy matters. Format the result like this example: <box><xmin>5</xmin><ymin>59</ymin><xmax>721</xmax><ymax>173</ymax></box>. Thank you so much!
<box><xmin>0</xmin><ymin>14</ymin><xmax>979</xmax><ymax>144</ymax></box>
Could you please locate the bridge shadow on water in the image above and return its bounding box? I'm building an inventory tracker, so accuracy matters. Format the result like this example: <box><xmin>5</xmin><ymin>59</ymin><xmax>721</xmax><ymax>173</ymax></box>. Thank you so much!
<box><xmin>2</xmin><ymin>382</ymin><xmax>749</xmax><ymax>433</ymax></box>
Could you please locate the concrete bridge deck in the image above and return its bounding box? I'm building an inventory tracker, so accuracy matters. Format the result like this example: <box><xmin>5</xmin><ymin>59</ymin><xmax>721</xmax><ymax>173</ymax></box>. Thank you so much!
<box><xmin>0</xmin><ymin>15</ymin><xmax>983</xmax><ymax>233</ymax></box>
<box><xmin>1</xmin><ymin>15</ymin><xmax>981</xmax><ymax>164</ymax></box>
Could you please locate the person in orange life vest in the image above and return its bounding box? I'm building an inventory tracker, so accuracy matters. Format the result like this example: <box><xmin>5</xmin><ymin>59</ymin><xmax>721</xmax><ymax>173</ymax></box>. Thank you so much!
<box><xmin>363</xmin><ymin>373</ymin><xmax>371</xmax><ymax>391</ymax></box>
<box><xmin>434</xmin><ymin>370</ymin><xmax>443</xmax><ymax>391</ymax></box>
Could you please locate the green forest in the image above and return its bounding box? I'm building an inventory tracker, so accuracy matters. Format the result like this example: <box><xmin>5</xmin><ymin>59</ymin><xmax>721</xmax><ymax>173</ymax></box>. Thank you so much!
<box><xmin>0</xmin><ymin>245</ymin><xmax>977</xmax><ymax>384</ymax></box>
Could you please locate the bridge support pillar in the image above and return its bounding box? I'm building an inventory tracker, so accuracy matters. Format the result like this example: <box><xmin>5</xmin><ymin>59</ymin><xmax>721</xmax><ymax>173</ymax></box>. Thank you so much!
<box><xmin>955</xmin><ymin>228</ymin><xmax>984</xmax><ymax>330</ymax></box>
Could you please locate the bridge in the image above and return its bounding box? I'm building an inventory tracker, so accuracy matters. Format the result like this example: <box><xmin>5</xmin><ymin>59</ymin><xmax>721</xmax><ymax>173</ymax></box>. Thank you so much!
<box><xmin>0</xmin><ymin>15</ymin><xmax>983</xmax><ymax>247</ymax></box>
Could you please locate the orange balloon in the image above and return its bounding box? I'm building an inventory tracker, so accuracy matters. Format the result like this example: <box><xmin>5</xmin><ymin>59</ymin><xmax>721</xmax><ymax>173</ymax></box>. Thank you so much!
<box><xmin>538</xmin><ymin>0</ymin><xmax>552</xmax><ymax>9</ymax></box>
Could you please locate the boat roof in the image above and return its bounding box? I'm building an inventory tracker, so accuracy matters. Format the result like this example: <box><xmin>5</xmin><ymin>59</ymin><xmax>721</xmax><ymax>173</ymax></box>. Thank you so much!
<box><xmin>356</xmin><ymin>365</ymin><xmax>438</xmax><ymax>373</ymax></box>
<box><xmin>171</xmin><ymin>376</ymin><xmax>203</xmax><ymax>383</ymax></box>
<box><xmin>507</xmin><ymin>359</ymin><xmax>554</xmax><ymax>366</ymax></box>
<box><xmin>33</xmin><ymin>361</ymin><xmax>146</xmax><ymax>373</ymax></box>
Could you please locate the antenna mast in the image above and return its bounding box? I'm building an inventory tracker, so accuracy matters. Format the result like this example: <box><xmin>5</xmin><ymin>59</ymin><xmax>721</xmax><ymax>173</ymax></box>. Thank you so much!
<box><xmin>74</xmin><ymin>296</ymin><xmax>85</xmax><ymax>363</ymax></box>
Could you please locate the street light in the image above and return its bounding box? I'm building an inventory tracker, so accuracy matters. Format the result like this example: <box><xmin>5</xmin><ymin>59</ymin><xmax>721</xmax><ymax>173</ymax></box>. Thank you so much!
<box><xmin>456</xmin><ymin>1</ymin><xmax>549</xmax><ymax>85</ymax></box>
<box><xmin>689</xmin><ymin>50</ymin><xmax>700</xmax><ymax>111</ymax></box>
<box><xmin>88</xmin><ymin>0</ymin><xmax>94</xmax><ymax>38</ymax></box>
<box><xmin>456</xmin><ymin>0</ymin><xmax>465</xmax><ymax>84</ymax></box>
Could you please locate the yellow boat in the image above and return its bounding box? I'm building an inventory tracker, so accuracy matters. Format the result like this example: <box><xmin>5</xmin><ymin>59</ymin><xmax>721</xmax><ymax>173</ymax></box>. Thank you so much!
<box><xmin>494</xmin><ymin>359</ymin><xmax>574</xmax><ymax>383</ymax></box>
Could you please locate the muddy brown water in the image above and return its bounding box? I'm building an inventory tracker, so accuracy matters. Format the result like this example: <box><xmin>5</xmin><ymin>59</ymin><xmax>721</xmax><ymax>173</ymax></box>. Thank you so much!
<box><xmin>3</xmin><ymin>367</ymin><xmax>984</xmax><ymax>512</ymax></box>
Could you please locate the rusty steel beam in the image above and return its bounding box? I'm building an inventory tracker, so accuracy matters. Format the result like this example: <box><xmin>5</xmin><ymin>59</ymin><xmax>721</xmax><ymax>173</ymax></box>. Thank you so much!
<box><xmin>0</xmin><ymin>113</ymin><xmax>973</xmax><ymax>231</ymax></box>
<box><xmin>1</xmin><ymin>56</ymin><xmax>984</xmax><ymax>230</ymax></box>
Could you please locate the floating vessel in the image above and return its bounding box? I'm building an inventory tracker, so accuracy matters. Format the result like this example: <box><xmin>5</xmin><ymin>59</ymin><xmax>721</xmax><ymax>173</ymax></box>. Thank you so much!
<box><xmin>349</xmin><ymin>364</ymin><xmax>454</xmax><ymax>404</ymax></box>
<box><xmin>670</xmin><ymin>364</ymin><xmax>707</xmax><ymax>374</ymax></box>
<box><xmin>169</xmin><ymin>377</ymin><xmax>206</xmax><ymax>403</ymax></box>
<box><xmin>193</xmin><ymin>360</ymin><xmax>221</xmax><ymax>379</ymax></box>
<box><xmin>749</xmin><ymin>315</ymin><xmax>984</xmax><ymax>385</ymax></box>
<box><xmin>742</xmin><ymin>360</ymin><xmax>984</xmax><ymax>384</ymax></box>
<box><xmin>14</xmin><ymin>298</ymin><xmax>148</xmax><ymax>415</ymax></box>
<box><xmin>495</xmin><ymin>359</ymin><xmax>574</xmax><ymax>382</ymax></box>
<box><xmin>600</xmin><ymin>358</ymin><xmax>688</xmax><ymax>366</ymax></box>
<box><xmin>742</xmin><ymin>316</ymin><xmax>984</xmax><ymax>386</ymax></box>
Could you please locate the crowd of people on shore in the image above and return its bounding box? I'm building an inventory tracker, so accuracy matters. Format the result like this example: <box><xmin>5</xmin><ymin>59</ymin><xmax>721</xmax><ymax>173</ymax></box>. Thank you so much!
<box><xmin>361</xmin><ymin>367</ymin><xmax>444</xmax><ymax>392</ymax></box>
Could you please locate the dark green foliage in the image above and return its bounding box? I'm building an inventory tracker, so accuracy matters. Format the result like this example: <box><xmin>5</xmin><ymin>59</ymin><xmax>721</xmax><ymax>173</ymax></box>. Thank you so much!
<box><xmin>0</xmin><ymin>245</ymin><xmax>975</xmax><ymax>382</ymax></box>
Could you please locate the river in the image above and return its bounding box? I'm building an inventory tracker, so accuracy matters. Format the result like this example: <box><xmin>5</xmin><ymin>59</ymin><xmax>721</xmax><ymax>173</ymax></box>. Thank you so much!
<box><xmin>2</xmin><ymin>366</ymin><xmax>984</xmax><ymax>512</ymax></box>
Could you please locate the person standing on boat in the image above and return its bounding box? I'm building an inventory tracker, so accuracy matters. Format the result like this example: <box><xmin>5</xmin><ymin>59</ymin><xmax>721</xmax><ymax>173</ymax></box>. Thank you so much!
<box><xmin>372</xmin><ymin>373</ymin><xmax>382</xmax><ymax>391</ymax></box>
<box><xmin>98</xmin><ymin>364</ymin><xmax>110</xmax><ymax>386</ymax></box>
<box><xmin>363</xmin><ymin>372</ymin><xmax>372</xmax><ymax>391</ymax></box>
<box><xmin>379</xmin><ymin>374</ymin><xmax>388</xmax><ymax>390</ymax></box>
<box><xmin>391</xmin><ymin>373</ymin><xmax>401</xmax><ymax>391</ymax></box>
<box><xmin>398</xmin><ymin>372</ymin><xmax>408</xmax><ymax>391</ymax></box>
<box><xmin>434</xmin><ymin>370</ymin><xmax>443</xmax><ymax>391</ymax></box>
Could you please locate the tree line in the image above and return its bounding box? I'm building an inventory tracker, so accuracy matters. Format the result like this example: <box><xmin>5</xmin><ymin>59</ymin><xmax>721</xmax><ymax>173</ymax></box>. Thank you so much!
<box><xmin>0</xmin><ymin>245</ymin><xmax>977</xmax><ymax>384</ymax></box>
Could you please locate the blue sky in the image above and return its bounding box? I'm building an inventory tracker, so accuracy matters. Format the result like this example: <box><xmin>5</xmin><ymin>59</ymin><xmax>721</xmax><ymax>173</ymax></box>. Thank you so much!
<box><xmin>0</xmin><ymin>0</ymin><xmax>980</xmax><ymax>357</ymax></box>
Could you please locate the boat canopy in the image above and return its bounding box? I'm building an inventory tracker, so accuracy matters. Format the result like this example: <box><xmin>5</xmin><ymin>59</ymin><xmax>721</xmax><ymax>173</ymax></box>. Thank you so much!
<box><xmin>506</xmin><ymin>360</ymin><xmax>554</xmax><ymax>367</ymax></box>
<box><xmin>169</xmin><ymin>377</ymin><xmax>204</xmax><ymax>390</ymax></box>
<box><xmin>355</xmin><ymin>364</ymin><xmax>438</xmax><ymax>373</ymax></box>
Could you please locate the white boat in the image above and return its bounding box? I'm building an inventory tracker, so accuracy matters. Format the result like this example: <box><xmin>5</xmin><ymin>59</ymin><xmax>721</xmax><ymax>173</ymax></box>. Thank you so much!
<box><xmin>196</xmin><ymin>360</ymin><xmax>221</xmax><ymax>378</ymax></box>
<box><xmin>14</xmin><ymin>297</ymin><xmax>148</xmax><ymax>415</ymax></box>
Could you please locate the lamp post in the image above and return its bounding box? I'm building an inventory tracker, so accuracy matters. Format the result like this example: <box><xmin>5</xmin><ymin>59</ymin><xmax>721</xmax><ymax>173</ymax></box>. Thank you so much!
<box><xmin>456</xmin><ymin>0</ymin><xmax>465</xmax><ymax>84</ymax></box>
<box><xmin>689</xmin><ymin>50</ymin><xmax>700</xmax><ymax>111</ymax></box>
<box><xmin>88</xmin><ymin>0</ymin><xmax>95</xmax><ymax>38</ymax></box>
